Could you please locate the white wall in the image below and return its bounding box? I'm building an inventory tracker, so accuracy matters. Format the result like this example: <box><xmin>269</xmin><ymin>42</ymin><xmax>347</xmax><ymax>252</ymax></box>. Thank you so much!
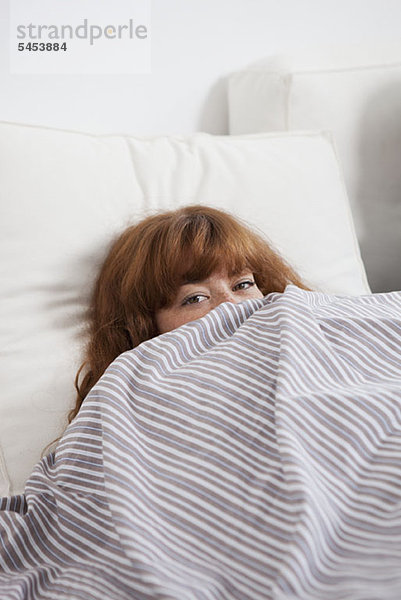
<box><xmin>1</xmin><ymin>0</ymin><xmax>401</xmax><ymax>135</ymax></box>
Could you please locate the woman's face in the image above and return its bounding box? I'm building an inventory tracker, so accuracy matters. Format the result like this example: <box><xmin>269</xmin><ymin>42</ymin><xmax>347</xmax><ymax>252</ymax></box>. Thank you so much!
<box><xmin>155</xmin><ymin>268</ymin><xmax>264</xmax><ymax>334</ymax></box>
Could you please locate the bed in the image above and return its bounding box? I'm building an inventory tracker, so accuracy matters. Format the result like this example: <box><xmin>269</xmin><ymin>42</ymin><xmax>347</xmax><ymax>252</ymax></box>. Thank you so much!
<box><xmin>1</xmin><ymin>285</ymin><xmax>401</xmax><ymax>598</ymax></box>
<box><xmin>3</xmin><ymin>119</ymin><xmax>399</xmax><ymax>598</ymax></box>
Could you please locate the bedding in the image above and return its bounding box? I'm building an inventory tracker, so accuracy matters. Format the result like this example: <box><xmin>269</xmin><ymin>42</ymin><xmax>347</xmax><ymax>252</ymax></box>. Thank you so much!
<box><xmin>1</xmin><ymin>285</ymin><xmax>401</xmax><ymax>599</ymax></box>
<box><xmin>0</xmin><ymin>122</ymin><xmax>371</xmax><ymax>498</ymax></box>
<box><xmin>228</xmin><ymin>45</ymin><xmax>401</xmax><ymax>293</ymax></box>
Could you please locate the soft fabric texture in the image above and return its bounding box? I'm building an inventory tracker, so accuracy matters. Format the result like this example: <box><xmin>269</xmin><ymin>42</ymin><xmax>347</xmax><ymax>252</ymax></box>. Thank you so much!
<box><xmin>0</xmin><ymin>121</ymin><xmax>370</xmax><ymax>496</ymax></box>
<box><xmin>228</xmin><ymin>44</ymin><xmax>401</xmax><ymax>293</ymax></box>
<box><xmin>1</xmin><ymin>286</ymin><xmax>401</xmax><ymax>599</ymax></box>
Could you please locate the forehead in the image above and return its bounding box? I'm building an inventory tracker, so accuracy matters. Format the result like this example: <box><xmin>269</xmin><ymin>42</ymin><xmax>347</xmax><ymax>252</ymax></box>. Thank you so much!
<box><xmin>180</xmin><ymin>267</ymin><xmax>253</xmax><ymax>286</ymax></box>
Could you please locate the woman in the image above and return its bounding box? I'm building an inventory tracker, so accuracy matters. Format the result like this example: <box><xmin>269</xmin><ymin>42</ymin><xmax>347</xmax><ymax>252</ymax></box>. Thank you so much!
<box><xmin>6</xmin><ymin>208</ymin><xmax>401</xmax><ymax>600</ymax></box>
<box><xmin>72</xmin><ymin>204</ymin><xmax>309</xmax><ymax>421</ymax></box>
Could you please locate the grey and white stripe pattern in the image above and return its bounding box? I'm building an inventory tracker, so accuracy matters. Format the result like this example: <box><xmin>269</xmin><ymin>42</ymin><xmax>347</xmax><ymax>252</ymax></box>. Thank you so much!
<box><xmin>1</xmin><ymin>284</ymin><xmax>401</xmax><ymax>599</ymax></box>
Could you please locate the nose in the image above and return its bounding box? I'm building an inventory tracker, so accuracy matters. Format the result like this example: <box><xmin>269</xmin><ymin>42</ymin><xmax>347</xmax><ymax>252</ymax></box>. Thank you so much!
<box><xmin>212</xmin><ymin>290</ymin><xmax>239</xmax><ymax>308</ymax></box>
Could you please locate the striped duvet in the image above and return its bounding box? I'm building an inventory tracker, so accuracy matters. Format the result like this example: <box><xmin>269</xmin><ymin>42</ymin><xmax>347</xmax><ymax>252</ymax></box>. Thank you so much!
<box><xmin>1</xmin><ymin>285</ymin><xmax>401</xmax><ymax>599</ymax></box>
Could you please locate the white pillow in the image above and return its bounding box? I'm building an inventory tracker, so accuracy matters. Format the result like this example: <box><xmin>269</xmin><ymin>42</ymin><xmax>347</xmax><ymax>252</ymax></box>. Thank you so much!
<box><xmin>228</xmin><ymin>44</ymin><xmax>401</xmax><ymax>293</ymax></box>
<box><xmin>0</xmin><ymin>121</ymin><xmax>369</xmax><ymax>495</ymax></box>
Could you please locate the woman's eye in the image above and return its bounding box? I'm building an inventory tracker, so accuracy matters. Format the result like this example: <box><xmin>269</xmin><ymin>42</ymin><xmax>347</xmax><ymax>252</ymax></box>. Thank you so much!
<box><xmin>182</xmin><ymin>294</ymin><xmax>207</xmax><ymax>306</ymax></box>
<box><xmin>234</xmin><ymin>280</ymin><xmax>255</xmax><ymax>291</ymax></box>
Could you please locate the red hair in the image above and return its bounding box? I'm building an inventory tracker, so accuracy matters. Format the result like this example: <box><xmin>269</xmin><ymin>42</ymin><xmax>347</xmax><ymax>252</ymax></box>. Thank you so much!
<box><xmin>71</xmin><ymin>205</ymin><xmax>309</xmax><ymax>421</ymax></box>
